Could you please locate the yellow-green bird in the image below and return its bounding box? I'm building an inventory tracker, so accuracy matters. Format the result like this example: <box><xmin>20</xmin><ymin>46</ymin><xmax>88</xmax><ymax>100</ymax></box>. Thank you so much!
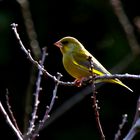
<box><xmin>54</xmin><ymin>36</ymin><xmax>133</xmax><ymax>92</ymax></box>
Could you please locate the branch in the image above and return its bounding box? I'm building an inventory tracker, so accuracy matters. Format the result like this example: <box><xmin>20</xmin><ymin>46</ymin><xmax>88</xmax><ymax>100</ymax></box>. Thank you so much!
<box><xmin>95</xmin><ymin>74</ymin><xmax>140</xmax><ymax>81</ymax></box>
<box><xmin>88</xmin><ymin>56</ymin><xmax>105</xmax><ymax>140</ymax></box>
<box><xmin>6</xmin><ymin>89</ymin><xmax>22</xmax><ymax>136</ymax></box>
<box><xmin>0</xmin><ymin>102</ymin><xmax>23</xmax><ymax>140</ymax></box>
<box><xmin>27</xmin><ymin>47</ymin><xmax>47</xmax><ymax>135</ymax></box>
<box><xmin>123</xmin><ymin>119</ymin><xmax>140</xmax><ymax>140</ymax></box>
<box><xmin>91</xmin><ymin>83</ymin><xmax>105</xmax><ymax>140</ymax></box>
<box><xmin>123</xmin><ymin>96</ymin><xmax>140</xmax><ymax>140</ymax></box>
<box><xmin>24</xmin><ymin>73</ymin><xmax>62</xmax><ymax>139</ymax></box>
<box><xmin>32</xmin><ymin>72</ymin><xmax>62</xmax><ymax>138</ymax></box>
<box><xmin>114</xmin><ymin>114</ymin><xmax>128</xmax><ymax>140</ymax></box>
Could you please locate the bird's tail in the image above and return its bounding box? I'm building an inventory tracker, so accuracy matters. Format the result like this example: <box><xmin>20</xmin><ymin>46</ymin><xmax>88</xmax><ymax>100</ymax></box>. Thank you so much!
<box><xmin>102</xmin><ymin>78</ymin><xmax>133</xmax><ymax>92</ymax></box>
<box><xmin>95</xmin><ymin>77</ymin><xmax>133</xmax><ymax>92</ymax></box>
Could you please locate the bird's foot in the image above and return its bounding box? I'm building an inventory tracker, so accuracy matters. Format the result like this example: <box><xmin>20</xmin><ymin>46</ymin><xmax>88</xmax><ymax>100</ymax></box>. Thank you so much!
<box><xmin>74</xmin><ymin>77</ymin><xmax>89</xmax><ymax>87</ymax></box>
<box><xmin>74</xmin><ymin>79</ymin><xmax>83</xmax><ymax>87</ymax></box>
<box><xmin>74</xmin><ymin>76</ymin><xmax>95</xmax><ymax>87</ymax></box>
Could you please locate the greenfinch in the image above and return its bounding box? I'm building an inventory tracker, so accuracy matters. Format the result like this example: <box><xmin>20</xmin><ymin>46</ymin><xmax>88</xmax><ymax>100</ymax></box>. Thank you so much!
<box><xmin>54</xmin><ymin>36</ymin><xmax>133</xmax><ymax>92</ymax></box>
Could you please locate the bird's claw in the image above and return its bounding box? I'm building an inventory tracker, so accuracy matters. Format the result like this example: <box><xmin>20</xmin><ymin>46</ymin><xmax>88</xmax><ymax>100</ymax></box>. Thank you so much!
<box><xmin>74</xmin><ymin>79</ymin><xmax>83</xmax><ymax>87</ymax></box>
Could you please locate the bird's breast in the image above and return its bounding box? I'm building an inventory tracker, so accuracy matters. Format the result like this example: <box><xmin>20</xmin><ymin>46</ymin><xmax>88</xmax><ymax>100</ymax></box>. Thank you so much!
<box><xmin>62</xmin><ymin>54</ymin><xmax>91</xmax><ymax>79</ymax></box>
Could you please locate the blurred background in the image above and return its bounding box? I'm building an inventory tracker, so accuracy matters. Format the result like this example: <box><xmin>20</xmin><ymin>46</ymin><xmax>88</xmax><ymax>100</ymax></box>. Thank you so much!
<box><xmin>0</xmin><ymin>0</ymin><xmax>140</xmax><ymax>139</ymax></box>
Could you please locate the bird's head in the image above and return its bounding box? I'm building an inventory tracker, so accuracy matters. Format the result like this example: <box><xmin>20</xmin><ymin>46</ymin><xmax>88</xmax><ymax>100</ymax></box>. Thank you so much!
<box><xmin>54</xmin><ymin>36</ymin><xmax>83</xmax><ymax>54</ymax></box>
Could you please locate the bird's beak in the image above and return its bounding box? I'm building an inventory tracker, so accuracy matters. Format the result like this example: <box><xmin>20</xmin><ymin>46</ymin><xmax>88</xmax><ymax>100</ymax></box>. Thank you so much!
<box><xmin>54</xmin><ymin>41</ymin><xmax>62</xmax><ymax>48</ymax></box>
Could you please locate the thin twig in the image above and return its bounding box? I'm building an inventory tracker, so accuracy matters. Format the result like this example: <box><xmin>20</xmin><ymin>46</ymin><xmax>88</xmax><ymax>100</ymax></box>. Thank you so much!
<box><xmin>24</xmin><ymin>73</ymin><xmax>62</xmax><ymax>139</ymax></box>
<box><xmin>0</xmin><ymin>102</ymin><xmax>23</xmax><ymax>140</ymax></box>
<box><xmin>27</xmin><ymin>47</ymin><xmax>47</xmax><ymax>135</ymax></box>
<box><xmin>123</xmin><ymin>118</ymin><xmax>140</xmax><ymax>140</ymax></box>
<box><xmin>5</xmin><ymin>89</ymin><xmax>22</xmax><ymax>136</ymax></box>
<box><xmin>44</xmin><ymin>73</ymin><xmax>62</xmax><ymax>117</ymax></box>
<box><xmin>30</xmin><ymin>85</ymin><xmax>93</xmax><ymax>132</ymax></box>
<box><xmin>33</xmin><ymin>72</ymin><xmax>62</xmax><ymax>137</ymax></box>
<box><xmin>132</xmin><ymin>96</ymin><xmax>140</xmax><ymax>125</ymax></box>
<box><xmin>91</xmin><ymin>83</ymin><xmax>105</xmax><ymax>140</ymax></box>
<box><xmin>123</xmin><ymin>96</ymin><xmax>140</xmax><ymax>140</ymax></box>
<box><xmin>88</xmin><ymin>56</ymin><xmax>105</xmax><ymax>140</ymax></box>
<box><xmin>95</xmin><ymin>74</ymin><xmax>140</xmax><ymax>81</ymax></box>
<box><xmin>114</xmin><ymin>114</ymin><xmax>128</xmax><ymax>140</ymax></box>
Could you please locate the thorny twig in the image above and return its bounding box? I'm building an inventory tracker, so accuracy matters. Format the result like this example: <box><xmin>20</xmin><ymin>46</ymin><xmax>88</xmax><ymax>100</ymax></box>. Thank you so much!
<box><xmin>114</xmin><ymin>114</ymin><xmax>128</xmax><ymax>140</ymax></box>
<box><xmin>123</xmin><ymin>96</ymin><xmax>140</xmax><ymax>140</ymax></box>
<box><xmin>0</xmin><ymin>102</ymin><xmax>23</xmax><ymax>140</ymax></box>
<box><xmin>133</xmin><ymin>96</ymin><xmax>140</xmax><ymax>125</ymax></box>
<box><xmin>95</xmin><ymin>74</ymin><xmax>140</xmax><ymax>81</ymax></box>
<box><xmin>25</xmin><ymin>73</ymin><xmax>62</xmax><ymax>139</ymax></box>
<box><xmin>27</xmin><ymin>47</ymin><xmax>47</xmax><ymax>135</ymax></box>
<box><xmin>6</xmin><ymin>89</ymin><xmax>22</xmax><ymax>136</ymax></box>
<box><xmin>91</xmin><ymin>83</ymin><xmax>105</xmax><ymax>140</ymax></box>
<box><xmin>88</xmin><ymin>56</ymin><xmax>105</xmax><ymax>140</ymax></box>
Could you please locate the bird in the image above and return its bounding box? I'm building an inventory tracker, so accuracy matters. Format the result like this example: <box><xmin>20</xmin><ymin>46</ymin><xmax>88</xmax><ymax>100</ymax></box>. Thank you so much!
<box><xmin>54</xmin><ymin>36</ymin><xmax>133</xmax><ymax>92</ymax></box>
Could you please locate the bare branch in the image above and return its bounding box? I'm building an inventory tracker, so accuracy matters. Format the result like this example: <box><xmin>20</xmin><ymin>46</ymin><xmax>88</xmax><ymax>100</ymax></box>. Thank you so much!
<box><xmin>133</xmin><ymin>96</ymin><xmax>140</xmax><ymax>125</ymax></box>
<box><xmin>88</xmin><ymin>56</ymin><xmax>105</xmax><ymax>140</ymax></box>
<box><xmin>44</xmin><ymin>72</ymin><xmax>62</xmax><ymax>114</ymax></box>
<box><xmin>114</xmin><ymin>114</ymin><xmax>128</xmax><ymax>140</ymax></box>
<box><xmin>35</xmin><ymin>85</ymin><xmax>93</xmax><ymax>130</ymax></box>
<box><xmin>27</xmin><ymin>47</ymin><xmax>47</xmax><ymax>135</ymax></box>
<box><xmin>123</xmin><ymin>118</ymin><xmax>140</xmax><ymax>140</ymax></box>
<box><xmin>95</xmin><ymin>74</ymin><xmax>140</xmax><ymax>81</ymax></box>
<box><xmin>91</xmin><ymin>83</ymin><xmax>105</xmax><ymax>140</ymax></box>
<box><xmin>6</xmin><ymin>89</ymin><xmax>22</xmax><ymax>136</ymax></box>
<box><xmin>24</xmin><ymin>73</ymin><xmax>62</xmax><ymax>139</ymax></box>
<box><xmin>0</xmin><ymin>102</ymin><xmax>23</xmax><ymax>140</ymax></box>
<box><xmin>123</xmin><ymin>96</ymin><xmax>140</xmax><ymax>140</ymax></box>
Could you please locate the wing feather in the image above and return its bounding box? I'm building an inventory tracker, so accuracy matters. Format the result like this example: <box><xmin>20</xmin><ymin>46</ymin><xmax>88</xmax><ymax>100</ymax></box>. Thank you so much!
<box><xmin>72</xmin><ymin>48</ymin><xmax>110</xmax><ymax>76</ymax></box>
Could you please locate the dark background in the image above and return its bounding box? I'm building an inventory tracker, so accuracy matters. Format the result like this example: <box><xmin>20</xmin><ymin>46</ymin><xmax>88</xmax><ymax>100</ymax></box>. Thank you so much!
<box><xmin>0</xmin><ymin>0</ymin><xmax>140</xmax><ymax>139</ymax></box>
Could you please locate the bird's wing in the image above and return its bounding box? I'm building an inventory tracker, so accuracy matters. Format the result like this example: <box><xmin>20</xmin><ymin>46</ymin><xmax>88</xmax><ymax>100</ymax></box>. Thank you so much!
<box><xmin>72</xmin><ymin>49</ymin><xmax>110</xmax><ymax>76</ymax></box>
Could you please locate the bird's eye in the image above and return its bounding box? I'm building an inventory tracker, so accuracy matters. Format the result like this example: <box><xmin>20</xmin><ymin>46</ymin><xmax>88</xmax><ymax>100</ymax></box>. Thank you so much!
<box><xmin>62</xmin><ymin>40</ymin><xmax>69</xmax><ymax>45</ymax></box>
